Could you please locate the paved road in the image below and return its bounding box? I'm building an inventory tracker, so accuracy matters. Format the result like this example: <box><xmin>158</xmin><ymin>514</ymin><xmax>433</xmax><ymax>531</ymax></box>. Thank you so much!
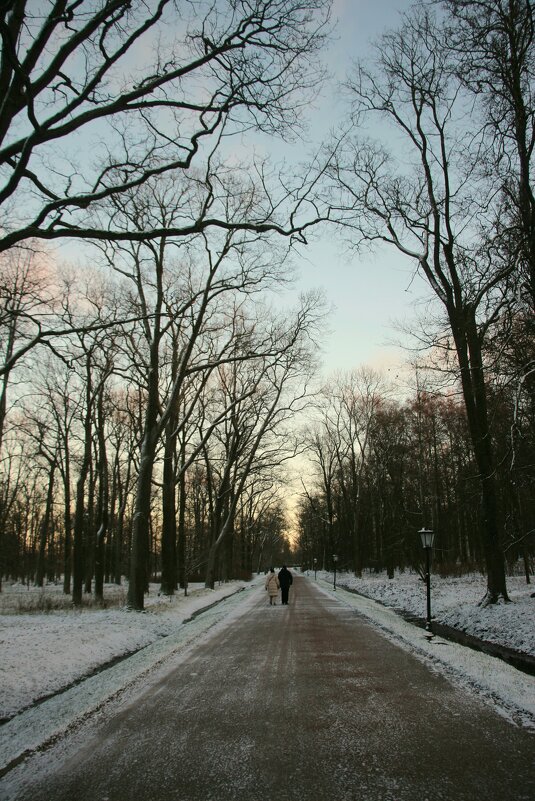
<box><xmin>2</xmin><ymin>576</ymin><xmax>534</xmax><ymax>801</ymax></box>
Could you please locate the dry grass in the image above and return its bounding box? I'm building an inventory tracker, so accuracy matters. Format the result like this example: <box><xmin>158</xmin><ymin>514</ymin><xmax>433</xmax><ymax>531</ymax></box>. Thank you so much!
<box><xmin>0</xmin><ymin>582</ymin><xmax>128</xmax><ymax>614</ymax></box>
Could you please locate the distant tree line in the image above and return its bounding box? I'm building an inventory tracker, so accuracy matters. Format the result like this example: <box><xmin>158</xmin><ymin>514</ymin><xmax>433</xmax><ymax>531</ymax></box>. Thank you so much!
<box><xmin>0</xmin><ymin>235</ymin><xmax>319</xmax><ymax>601</ymax></box>
<box><xmin>296</xmin><ymin>367</ymin><xmax>534</xmax><ymax>585</ymax></box>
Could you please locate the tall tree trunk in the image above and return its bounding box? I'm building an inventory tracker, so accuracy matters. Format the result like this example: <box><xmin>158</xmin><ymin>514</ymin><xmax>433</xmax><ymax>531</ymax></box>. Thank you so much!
<box><xmin>205</xmin><ymin>466</ymin><xmax>232</xmax><ymax>589</ymax></box>
<box><xmin>177</xmin><ymin>446</ymin><xmax>187</xmax><ymax>592</ymax></box>
<box><xmin>0</xmin><ymin>310</ymin><xmax>17</xmax><ymax>457</ymax></box>
<box><xmin>106</xmin><ymin>462</ymin><xmax>117</xmax><ymax>584</ymax></box>
<box><xmin>62</xmin><ymin>451</ymin><xmax>72</xmax><ymax>594</ymax></box>
<box><xmin>223</xmin><ymin>518</ymin><xmax>235</xmax><ymax>581</ymax></box>
<box><xmin>114</xmin><ymin>453</ymin><xmax>131</xmax><ymax>586</ymax></box>
<box><xmin>94</xmin><ymin>389</ymin><xmax>109</xmax><ymax>603</ymax></box>
<box><xmin>35</xmin><ymin>460</ymin><xmax>56</xmax><ymax>587</ymax></box>
<box><xmin>72</xmin><ymin>463</ymin><xmax>89</xmax><ymax>606</ymax></box>
<box><xmin>160</xmin><ymin>415</ymin><xmax>178</xmax><ymax>596</ymax></box>
<box><xmin>205</xmin><ymin>519</ymin><xmax>233</xmax><ymax>590</ymax></box>
<box><xmin>452</xmin><ymin>309</ymin><xmax>508</xmax><ymax>603</ymax></box>
<box><xmin>127</xmin><ymin>430</ymin><xmax>158</xmax><ymax>610</ymax></box>
<box><xmin>84</xmin><ymin>456</ymin><xmax>96</xmax><ymax>594</ymax></box>
<box><xmin>72</xmin><ymin>364</ymin><xmax>93</xmax><ymax>607</ymax></box>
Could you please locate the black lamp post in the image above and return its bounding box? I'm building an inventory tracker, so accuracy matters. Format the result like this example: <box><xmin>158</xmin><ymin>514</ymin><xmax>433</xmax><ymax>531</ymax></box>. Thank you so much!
<box><xmin>313</xmin><ymin>557</ymin><xmax>317</xmax><ymax>581</ymax></box>
<box><xmin>419</xmin><ymin>527</ymin><xmax>435</xmax><ymax>633</ymax></box>
<box><xmin>332</xmin><ymin>554</ymin><xmax>338</xmax><ymax>591</ymax></box>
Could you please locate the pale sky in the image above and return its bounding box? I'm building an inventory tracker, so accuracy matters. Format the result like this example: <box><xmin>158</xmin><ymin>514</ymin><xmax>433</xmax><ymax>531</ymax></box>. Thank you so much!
<box><xmin>267</xmin><ymin>0</ymin><xmax>433</xmax><ymax>382</ymax></box>
<box><xmin>292</xmin><ymin>0</ymin><xmax>428</xmax><ymax>380</ymax></box>
<box><xmin>55</xmin><ymin>0</ymin><xmax>425</xmax><ymax>382</ymax></box>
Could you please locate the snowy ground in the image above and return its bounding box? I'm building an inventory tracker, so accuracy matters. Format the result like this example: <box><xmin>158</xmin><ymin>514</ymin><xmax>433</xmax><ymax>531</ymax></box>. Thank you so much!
<box><xmin>313</xmin><ymin>572</ymin><xmax>535</xmax><ymax>733</ymax></box>
<box><xmin>316</xmin><ymin>569</ymin><xmax>535</xmax><ymax>655</ymax></box>
<box><xmin>0</xmin><ymin>570</ymin><xmax>534</xmax><ymax>776</ymax></box>
<box><xmin>0</xmin><ymin>579</ymin><xmax>246</xmax><ymax>722</ymax></box>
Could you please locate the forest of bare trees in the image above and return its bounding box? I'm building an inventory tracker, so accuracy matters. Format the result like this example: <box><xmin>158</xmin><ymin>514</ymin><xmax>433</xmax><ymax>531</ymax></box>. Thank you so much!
<box><xmin>0</xmin><ymin>0</ymin><xmax>332</xmax><ymax>609</ymax></box>
<box><xmin>0</xmin><ymin>199</ymin><xmax>324</xmax><ymax>606</ymax></box>
<box><xmin>0</xmin><ymin>0</ymin><xmax>533</xmax><ymax>610</ymax></box>
<box><xmin>296</xmin><ymin>366</ymin><xmax>534</xmax><ymax>588</ymax></box>
<box><xmin>320</xmin><ymin>0</ymin><xmax>535</xmax><ymax>603</ymax></box>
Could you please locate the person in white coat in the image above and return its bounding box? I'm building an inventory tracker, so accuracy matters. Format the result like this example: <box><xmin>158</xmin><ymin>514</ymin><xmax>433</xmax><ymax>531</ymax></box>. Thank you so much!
<box><xmin>264</xmin><ymin>567</ymin><xmax>280</xmax><ymax>605</ymax></box>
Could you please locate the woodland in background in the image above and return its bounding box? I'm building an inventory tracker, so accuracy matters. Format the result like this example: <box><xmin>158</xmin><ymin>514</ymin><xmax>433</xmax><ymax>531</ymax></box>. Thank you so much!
<box><xmin>0</xmin><ymin>1</ymin><xmax>534</xmax><ymax>608</ymax></box>
<box><xmin>321</xmin><ymin>0</ymin><xmax>535</xmax><ymax>602</ymax></box>
<box><xmin>296</xmin><ymin>367</ymin><xmax>534</xmax><ymax>583</ymax></box>
<box><xmin>0</xmin><ymin>240</ymin><xmax>316</xmax><ymax>598</ymax></box>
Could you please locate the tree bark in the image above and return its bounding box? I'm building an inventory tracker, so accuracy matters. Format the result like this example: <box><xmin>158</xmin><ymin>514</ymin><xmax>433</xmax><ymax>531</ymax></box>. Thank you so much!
<box><xmin>62</xmin><ymin>450</ymin><xmax>72</xmax><ymax>595</ymax></box>
<box><xmin>35</xmin><ymin>460</ymin><xmax>56</xmax><ymax>587</ymax></box>
<box><xmin>451</xmin><ymin>308</ymin><xmax>509</xmax><ymax>602</ymax></box>
<box><xmin>177</xmin><ymin>444</ymin><xmax>187</xmax><ymax>592</ymax></box>
<box><xmin>127</xmin><ymin>430</ymin><xmax>158</xmax><ymax>610</ymax></box>
<box><xmin>72</xmin><ymin>357</ymin><xmax>95</xmax><ymax>607</ymax></box>
<box><xmin>160</xmin><ymin>415</ymin><xmax>178</xmax><ymax>596</ymax></box>
<box><xmin>94</xmin><ymin>388</ymin><xmax>109</xmax><ymax>603</ymax></box>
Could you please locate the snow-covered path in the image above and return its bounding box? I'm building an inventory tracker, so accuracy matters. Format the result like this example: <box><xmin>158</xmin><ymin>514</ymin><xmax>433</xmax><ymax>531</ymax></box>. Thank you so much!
<box><xmin>1</xmin><ymin>575</ymin><xmax>534</xmax><ymax>801</ymax></box>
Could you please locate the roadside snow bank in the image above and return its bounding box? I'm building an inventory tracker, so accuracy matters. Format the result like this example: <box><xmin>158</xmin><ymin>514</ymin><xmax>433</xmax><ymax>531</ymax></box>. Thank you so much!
<box><xmin>315</xmin><ymin>577</ymin><xmax>535</xmax><ymax>731</ymax></box>
<box><xmin>0</xmin><ymin>582</ymin><xmax>258</xmax><ymax>775</ymax></box>
<box><xmin>315</xmin><ymin>570</ymin><xmax>535</xmax><ymax>655</ymax></box>
<box><xmin>0</xmin><ymin>581</ymin><xmax>247</xmax><ymax>721</ymax></box>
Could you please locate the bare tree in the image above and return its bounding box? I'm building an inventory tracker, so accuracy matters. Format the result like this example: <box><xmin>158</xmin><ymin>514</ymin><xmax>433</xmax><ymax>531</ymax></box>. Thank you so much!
<box><xmin>237</xmin><ymin>479</ymin><xmax>286</xmax><ymax>574</ymax></box>
<box><xmin>333</xmin><ymin>7</ymin><xmax>512</xmax><ymax>602</ymax></box>
<box><xmin>37</xmin><ymin>362</ymin><xmax>79</xmax><ymax>594</ymax></box>
<box><xmin>95</xmin><ymin>173</ymin><xmax>314</xmax><ymax>608</ymax></box>
<box><xmin>443</xmin><ymin>0</ymin><xmax>535</xmax><ymax>308</ymax></box>
<box><xmin>303</xmin><ymin>368</ymin><xmax>388</xmax><ymax>575</ymax></box>
<box><xmin>202</xmin><ymin>292</ymin><xmax>324</xmax><ymax>588</ymax></box>
<box><xmin>52</xmin><ymin>274</ymin><xmax>120</xmax><ymax>605</ymax></box>
<box><xmin>0</xmin><ymin>246</ymin><xmax>56</xmax><ymax>451</ymax></box>
<box><xmin>106</xmin><ymin>387</ymin><xmax>141</xmax><ymax>585</ymax></box>
<box><xmin>20</xmin><ymin>415</ymin><xmax>58</xmax><ymax>587</ymax></box>
<box><xmin>0</xmin><ymin>0</ymin><xmax>332</xmax><ymax>254</ymax></box>
<box><xmin>443</xmin><ymin>1</ymin><xmax>535</xmax><ymax>566</ymax></box>
<box><xmin>0</xmin><ymin>432</ymin><xmax>39</xmax><ymax>586</ymax></box>
<box><xmin>303</xmin><ymin>426</ymin><xmax>339</xmax><ymax>565</ymax></box>
<box><xmin>330</xmin><ymin>368</ymin><xmax>386</xmax><ymax>576</ymax></box>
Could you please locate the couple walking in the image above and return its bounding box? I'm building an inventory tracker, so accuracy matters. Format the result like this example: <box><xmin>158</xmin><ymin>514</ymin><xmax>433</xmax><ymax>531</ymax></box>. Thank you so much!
<box><xmin>265</xmin><ymin>566</ymin><xmax>293</xmax><ymax>605</ymax></box>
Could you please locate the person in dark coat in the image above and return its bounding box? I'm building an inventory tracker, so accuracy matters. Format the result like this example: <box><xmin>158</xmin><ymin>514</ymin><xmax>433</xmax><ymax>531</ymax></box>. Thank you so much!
<box><xmin>278</xmin><ymin>565</ymin><xmax>293</xmax><ymax>605</ymax></box>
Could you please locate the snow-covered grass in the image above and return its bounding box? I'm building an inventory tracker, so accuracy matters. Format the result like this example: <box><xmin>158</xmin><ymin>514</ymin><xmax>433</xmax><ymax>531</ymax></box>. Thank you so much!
<box><xmin>0</xmin><ymin>579</ymin><xmax>247</xmax><ymax>722</ymax></box>
<box><xmin>313</xmin><ymin>577</ymin><xmax>535</xmax><ymax>732</ymax></box>
<box><xmin>315</xmin><ymin>569</ymin><xmax>535</xmax><ymax>656</ymax></box>
<box><xmin>0</xmin><ymin>579</ymin><xmax>257</xmax><ymax>777</ymax></box>
<box><xmin>1</xmin><ymin>570</ymin><xmax>533</xmax><ymax>727</ymax></box>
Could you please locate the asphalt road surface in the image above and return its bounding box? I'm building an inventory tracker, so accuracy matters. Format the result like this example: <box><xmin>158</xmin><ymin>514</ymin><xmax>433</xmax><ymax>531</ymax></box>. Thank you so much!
<box><xmin>2</xmin><ymin>576</ymin><xmax>534</xmax><ymax>801</ymax></box>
